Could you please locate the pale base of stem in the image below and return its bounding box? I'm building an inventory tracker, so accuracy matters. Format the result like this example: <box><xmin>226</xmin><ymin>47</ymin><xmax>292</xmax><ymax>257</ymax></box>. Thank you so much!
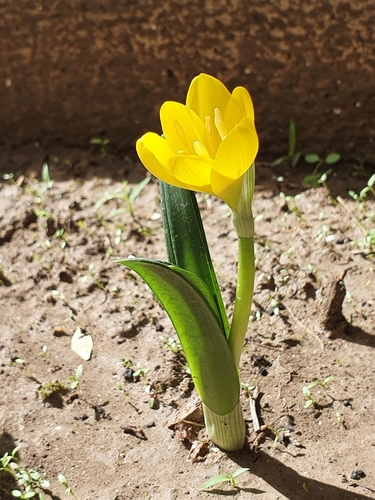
<box><xmin>202</xmin><ymin>400</ymin><xmax>246</xmax><ymax>452</ymax></box>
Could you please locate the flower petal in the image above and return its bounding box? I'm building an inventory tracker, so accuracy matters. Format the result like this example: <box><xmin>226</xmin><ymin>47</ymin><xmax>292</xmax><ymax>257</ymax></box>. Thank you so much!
<box><xmin>210</xmin><ymin>117</ymin><xmax>258</xmax><ymax>209</ymax></box>
<box><xmin>136</xmin><ymin>133</ymin><xmax>192</xmax><ymax>189</ymax></box>
<box><xmin>160</xmin><ymin>102</ymin><xmax>205</xmax><ymax>155</ymax></box>
<box><xmin>169</xmin><ymin>154</ymin><xmax>214</xmax><ymax>194</ymax></box>
<box><xmin>225</xmin><ymin>87</ymin><xmax>255</xmax><ymax>133</ymax></box>
<box><xmin>186</xmin><ymin>74</ymin><xmax>231</xmax><ymax>122</ymax></box>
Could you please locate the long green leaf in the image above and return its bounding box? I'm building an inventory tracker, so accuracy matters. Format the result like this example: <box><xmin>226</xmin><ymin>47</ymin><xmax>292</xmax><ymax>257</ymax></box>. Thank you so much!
<box><xmin>118</xmin><ymin>257</ymin><xmax>239</xmax><ymax>416</ymax></box>
<box><xmin>159</xmin><ymin>182</ymin><xmax>229</xmax><ymax>337</ymax></box>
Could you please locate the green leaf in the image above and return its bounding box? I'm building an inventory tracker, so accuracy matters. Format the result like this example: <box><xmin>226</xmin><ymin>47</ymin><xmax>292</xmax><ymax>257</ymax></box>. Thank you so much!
<box><xmin>272</xmin><ymin>156</ymin><xmax>288</xmax><ymax>167</ymax></box>
<box><xmin>159</xmin><ymin>182</ymin><xmax>229</xmax><ymax>336</ymax></box>
<box><xmin>232</xmin><ymin>467</ymin><xmax>250</xmax><ymax>478</ymax></box>
<box><xmin>305</xmin><ymin>153</ymin><xmax>321</xmax><ymax>164</ymax></box>
<box><xmin>118</xmin><ymin>258</ymin><xmax>240</xmax><ymax>416</ymax></box>
<box><xmin>288</xmin><ymin>120</ymin><xmax>297</xmax><ymax>157</ymax></box>
<box><xmin>325</xmin><ymin>153</ymin><xmax>340</xmax><ymax>164</ymax></box>
<box><xmin>201</xmin><ymin>474</ymin><xmax>231</xmax><ymax>490</ymax></box>
<box><xmin>291</xmin><ymin>151</ymin><xmax>301</xmax><ymax>169</ymax></box>
<box><xmin>302</xmin><ymin>174</ymin><xmax>320</xmax><ymax>188</ymax></box>
<box><xmin>129</xmin><ymin>176</ymin><xmax>151</xmax><ymax>203</ymax></box>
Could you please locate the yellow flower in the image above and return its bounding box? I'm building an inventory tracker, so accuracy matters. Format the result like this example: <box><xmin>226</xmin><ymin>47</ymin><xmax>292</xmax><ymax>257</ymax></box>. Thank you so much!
<box><xmin>136</xmin><ymin>73</ymin><xmax>258</xmax><ymax>210</ymax></box>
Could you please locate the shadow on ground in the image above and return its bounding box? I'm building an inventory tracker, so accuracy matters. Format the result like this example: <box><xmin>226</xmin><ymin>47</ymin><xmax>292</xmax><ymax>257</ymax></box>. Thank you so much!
<box><xmin>229</xmin><ymin>448</ymin><xmax>374</xmax><ymax>500</ymax></box>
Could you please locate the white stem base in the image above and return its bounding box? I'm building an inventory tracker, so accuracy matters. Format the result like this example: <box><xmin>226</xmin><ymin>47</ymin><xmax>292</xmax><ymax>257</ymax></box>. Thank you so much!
<box><xmin>202</xmin><ymin>400</ymin><xmax>245</xmax><ymax>452</ymax></box>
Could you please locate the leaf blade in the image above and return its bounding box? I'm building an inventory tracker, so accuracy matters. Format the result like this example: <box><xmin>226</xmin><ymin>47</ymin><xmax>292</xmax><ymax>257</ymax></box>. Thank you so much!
<box><xmin>118</xmin><ymin>258</ymin><xmax>239</xmax><ymax>415</ymax></box>
<box><xmin>159</xmin><ymin>182</ymin><xmax>229</xmax><ymax>336</ymax></box>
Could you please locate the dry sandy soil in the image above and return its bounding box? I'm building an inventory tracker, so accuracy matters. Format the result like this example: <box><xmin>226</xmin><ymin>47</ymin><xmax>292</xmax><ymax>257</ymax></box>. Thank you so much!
<box><xmin>0</xmin><ymin>148</ymin><xmax>374</xmax><ymax>499</ymax></box>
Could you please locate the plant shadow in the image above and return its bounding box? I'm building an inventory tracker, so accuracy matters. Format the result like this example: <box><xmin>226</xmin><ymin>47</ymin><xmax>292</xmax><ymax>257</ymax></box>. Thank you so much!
<box><xmin>228</xmin><ymin>448</ymin><xmax>374</xmax><ymax>500</ymax></box>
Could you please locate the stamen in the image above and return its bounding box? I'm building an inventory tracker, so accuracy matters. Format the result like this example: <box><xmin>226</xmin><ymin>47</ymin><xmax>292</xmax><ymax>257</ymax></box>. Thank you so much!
<box><xmin>173</xmin><ymin>119</ymin><xmax>189</xmax><ymax>150</ymax></box>
<box><xmin>204</xmin><ymin>115</ymin><xmax>217</xmax><ymax>158</ymax></box>
<box><xmin>214</xmin><ymin>108</ymin><xmax>227</xmax><ymax>140</ymax></box>
<box><xmin>193</xmin><ymin>141</ymin><xmax>210</xmax><ymax>157</ymax></box>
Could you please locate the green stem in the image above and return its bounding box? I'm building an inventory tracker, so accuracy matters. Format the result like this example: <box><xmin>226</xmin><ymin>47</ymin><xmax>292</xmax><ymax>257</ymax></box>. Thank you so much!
<box><xmin>228</xmin><ymin>236</ymin><xmax>255</xmax><ymax>368</ymax></box>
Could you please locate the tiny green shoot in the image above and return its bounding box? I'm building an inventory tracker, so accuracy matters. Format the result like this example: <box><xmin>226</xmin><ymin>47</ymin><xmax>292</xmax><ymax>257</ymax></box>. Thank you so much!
<box><xmin>273</xmin><ymin>120</ymin><xmax>301</xmax><ymax>168</ymax></box>
<box><xmin>302</xmin><ymin>153</ymin><xmax>340</xmax><ymax>187</ymax></box>
<box><xmin>160</xmin><ymin>336</ymin><xmax>183</xmax><ymax>356</ymax></box>
<box><xmin>39</xmin><ymin>381</ymin><xmax>69</xmax><ymax>401</ymax></box>
<box><xmin>116</xmin><ymin>381</ymin><xmax>127</xmax><ymax>398</ymax></box>
<box><xmin>0</xmin><ymin>447</ymin><xmax>50</xmax><ymax>499</ymax></box>
<box><xmin>132</xmin><ymin>362</ymin><xmax>150</xmax><ymax>382</ymax></box>
<box><xmin>58</xmin><ymin>473</ymin><xmax>80</xmax><ymax>500</ymax></box>
<box><xmin>69</xmin><ymin>364</ymin><xmax>83</xmax><ymax>391</ymax></box>
<box><xmin>94</xmin><ymin>177</ymin><xmax>151</xmax><ymax>222</ymax></box>
<box><xmin>302</xmin><ymin>376</ymin><xmax>335</xmax><ymax>408</ymax></box>
<box><xmin>201</xmin><ymin>467</ymin><xmax>250</xmax><ymax>490</ymax></box>
<box><xmin>90</xmin><ymin>137</ymin><xmax>110</xmax><ymax>157</ymax></box>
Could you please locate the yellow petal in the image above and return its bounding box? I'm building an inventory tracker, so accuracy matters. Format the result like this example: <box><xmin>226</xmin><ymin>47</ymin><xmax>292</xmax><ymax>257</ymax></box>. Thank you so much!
<box><xmin>136</xmin><ymin>133</ymin><xmax>191</xmax><ymax>189</ymax></box>
<box><xmin>211</xmin><ymin>173</ymin><xmax>244</xmax><ymax>210</ymax></box>
<box><xmin>225</xmin><ymin>87</ymin><xmax>255</xmax><ymax>133</ymax></box>
<box><xmin>211</xmin><ymin>117</ymin><xmax>258</xmax><ymax>208</ymax></box>
<box><xmin>160</xmin><ymin>102</ymin><xmax>205</xmax><ymax>155</ymax></box>
<box><xmin>169</xmin><ymin>154</ymin><xmax>214</xmax><ymax>193</ymax></box>
<box><xmin>186</xmin><ymin>74</ymin><xmax>231</xmax><ymax>123</ymax></box>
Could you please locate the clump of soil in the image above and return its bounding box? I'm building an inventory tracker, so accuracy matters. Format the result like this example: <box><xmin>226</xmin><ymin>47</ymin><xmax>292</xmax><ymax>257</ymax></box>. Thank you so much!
<box><xmin>0</xmin><ymin>152</ymin><xmax>374</xmax><ymax>499</ymax></box>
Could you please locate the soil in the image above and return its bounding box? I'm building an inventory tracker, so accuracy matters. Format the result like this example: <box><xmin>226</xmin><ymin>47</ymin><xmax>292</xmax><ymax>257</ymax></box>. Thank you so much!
<box><xmin>0</xmin><ymin>149</ymin><xmax>374</xmax><ymax>500</ymax></box>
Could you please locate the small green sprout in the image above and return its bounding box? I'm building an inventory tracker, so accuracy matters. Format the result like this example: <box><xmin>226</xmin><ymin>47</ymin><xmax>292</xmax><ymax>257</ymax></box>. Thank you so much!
<box><xmin>302</xmin><ymin>482</ymin><xmax>309</xmax><ymax>493</ymax></box>
<box><xmin>84</xmin><ymin>263</ymin><xmax>107</xmax><ymax>292</ymax></box>
<box><xmin>122</xmin><ymin>356</ymin><xmax>132</xmax><ymax>368</ymax></box>
<box><xmin>116</xmin><ymin>381</ymin><xmax>127</xmax><ymax>398</ymax></box>
<box><xmin>160</xmin><ymin>336</ymin><xmax>183</xmax><ymax>356</ymax></box>
<box><xmin>302</xmin><ymin>376</ymin><xmax>335</xmax><ymax>408</ymax></box>
<box><xmin>94</xmin><ymin>177</ymin><xmax>151</xmax><ymax>222</ymax></box>
<box><xmin>132</xmin><ymin>362</ymin><xmax>150</xmax><ymax>382</ymax></box>
<box><xmin>349</xmin><ymin>174</ymin><xmax>375</xmax><ymax>201</ymax></box>
<box><xmin>38</xmin><ymin>346</ymin><xmax>58</xmax><ymax>370</ymax></box>
<box><xmin>302</xmin><ymin>153</ymin><xmax>340</xmax><ymax>187</ymax></box>
<box><xmin>273</xmin><ymin>120</ymin><xmax>301</xmax><ymax>168</ymax></box>
<box><xmin>270</xmin><ymin>427</ymin><xmax>287</xmax><ymax>447</ymax></box>
<box><xmin>0</xmin><ymin>447</ymin><xmax>50</xmax><ymax>499</ymax></box>
<box><xmin>90</xmin><ymin>137</ymin><xmax>110</xmax><ymax>157</ymax></box>
<box><xmin>201</xmin><ymin>467</ymin><xmax>250</xmax><ymax>491</ymax></box>
<box><xmin>58</xmin><ymin>474</ymin><xmax>80</xmax><ymax>500</ymax></box>
<box><xmin>69</xmin><ymin>364</ymin><xmax>83</xmax><ymax>391</ymax></box>
<box><xmin>3</xmin><ymin>173</ymin><xmax>16</xmax><ymax>185</ymax></box>
<box><xmin>39</xmin><ymin>381</ymin><xmax>68</xmax><ymax>401</ymax></box>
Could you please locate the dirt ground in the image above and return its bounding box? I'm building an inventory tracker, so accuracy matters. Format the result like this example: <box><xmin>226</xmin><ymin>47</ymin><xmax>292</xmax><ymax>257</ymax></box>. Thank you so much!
<box><xmin>0</xmin><ymin>148</ymin><xmax>374</xmax><ymax>500</ymax></box>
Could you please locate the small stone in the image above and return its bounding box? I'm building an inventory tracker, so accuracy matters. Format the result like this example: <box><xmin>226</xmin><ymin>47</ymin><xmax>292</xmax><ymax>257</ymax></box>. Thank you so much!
<box><xmin>351</xmin><ymin>469</ymin><xmax>366</xmax><ymax>480</ymax></box>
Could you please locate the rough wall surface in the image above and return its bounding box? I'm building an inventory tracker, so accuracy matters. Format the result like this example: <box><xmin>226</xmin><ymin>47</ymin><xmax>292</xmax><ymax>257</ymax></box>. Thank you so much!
<box><xmin>1</xmin><ymin>0</ymin><xmax>375</xmax><ymax>159</ymax></box>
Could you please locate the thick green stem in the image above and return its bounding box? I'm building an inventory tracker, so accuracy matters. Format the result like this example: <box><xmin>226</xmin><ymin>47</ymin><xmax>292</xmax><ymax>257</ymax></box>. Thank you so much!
<box><xmin>202</xmin><ymin>400</ymin><xmax>245</xmax><ymax>452</ymax></box>
<box><xmin>228</xmin><ymin>236</ymin><xmax>255</xmax><ymax>368</ymax></box>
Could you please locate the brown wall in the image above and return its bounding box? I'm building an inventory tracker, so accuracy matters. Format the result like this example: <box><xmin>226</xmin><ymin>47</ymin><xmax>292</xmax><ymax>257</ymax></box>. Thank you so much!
<box><xmin>1</xmin><ymin>0</ymin><xmax>375</xmax><ymax>160</ymax></box>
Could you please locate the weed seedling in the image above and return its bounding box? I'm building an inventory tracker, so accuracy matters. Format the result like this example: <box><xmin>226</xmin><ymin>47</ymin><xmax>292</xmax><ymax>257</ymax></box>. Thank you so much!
<box><xmin>145</xmin><ymin>384</ymin><xmax>161</xmax><ymax>409</ymax></box>
<box><xmin>0</xmin><ymin>446</ymin><xmax>50</xmax><ymax>499</ymax></box>
<box><xmin>69</xmin><ymin>364</ymin><xmax>83</xmax><ymax>392</ymax></box>
<box><xmin>349</xmin><ymin>174</ymin><xmax>375</xmax><ymax>202</ymax></box>
<box><xmin>132</xmin><ymin>363</ymin><xmax>150</xmax><ymax>382</ymax></box>
<box><xmin>201</xmin><ymin>467</ymin><xmax>250</xmax><ymax>491</ymax></box>
<box><xmin>39</xmin><ymin>381</ymin><xmax>69</xmax><ymax>401</ymax></box>
<box><xmin>38</xmin><ymin>345</ymin><xmax>53</xmax><ymax>365</ymax></box>
<box><xmin>2</xmin><ymin>173</ymin><xmax>17</xmax><ymax>185</ymax></box>
<box><xmin>302</xmin><ymin>153</ymin><xmax>340</xmax><ymax>187</ymax></box>
<box><xmin>270</xmin><ymin>426</ymin><xmax>287</xmax><ymax>447</ymax></box>
<box><xmin>58</xmin><ymin>474</ymin><xmax>80</xmax><ymax>500</ymax></box>
<box><xmin>273</xmin><ymin>120</ymin><xmax>301</xmax><ymax>168</ymax></box>
<box><xmin>160</xmin><ymin>336</ymin><xmax>183</xmax><ymax>356</ymax></box>
<box><xmin>122</xmin><ymin>356</ymin><xmax>132</xmax><ymax>368</ymax></box>
<box><xmin>94</xmin><ymin>177</ymin><xmax>151</xmax><ymax>222</ymax></box>
<box><xmin>83</xmin><ymin>263</ymin><xmax>107</xmax><ymax>292</ymax></box>
<box><xmin>90</xmin><ymin>137</ymin><xmax>110</xmax><ymax>157</ymax></box>
<box><xmin>302</xmin><ymin>375</ymin><xmax>335</xmax><ymax>408</ymax></box>
<box><xmin>116</xmin><ymin>381</ymin><xmax>127</xmax><ymax>398</ymax></box>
